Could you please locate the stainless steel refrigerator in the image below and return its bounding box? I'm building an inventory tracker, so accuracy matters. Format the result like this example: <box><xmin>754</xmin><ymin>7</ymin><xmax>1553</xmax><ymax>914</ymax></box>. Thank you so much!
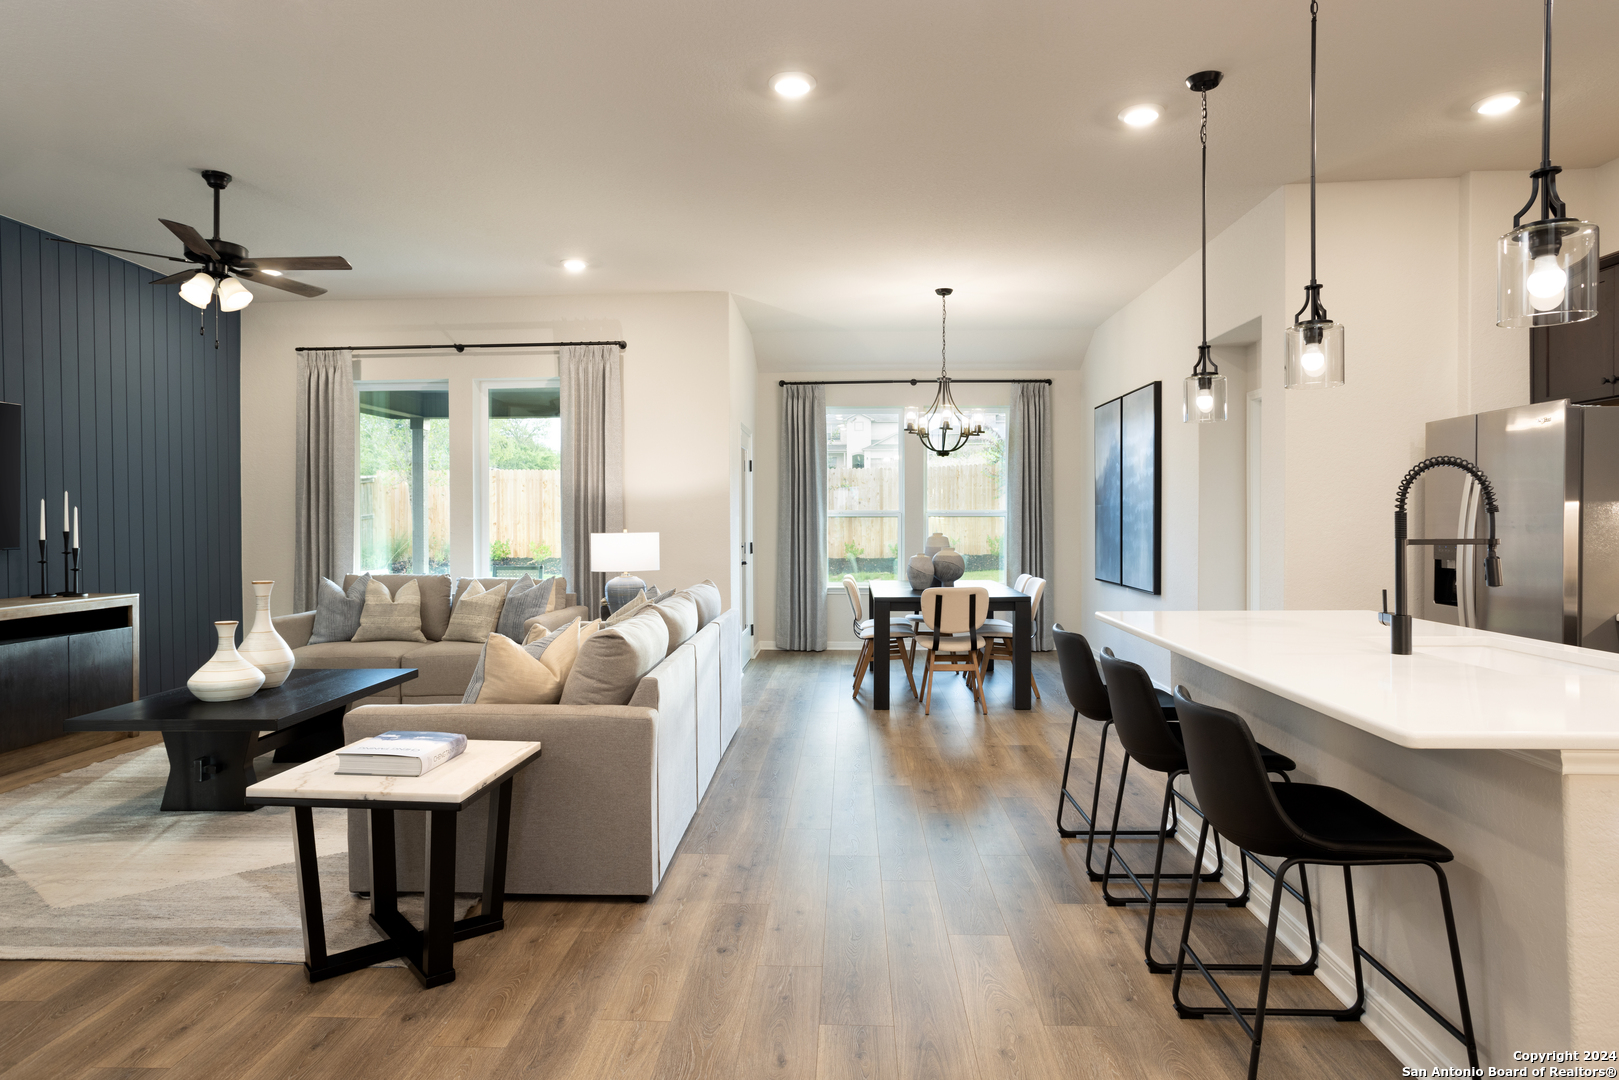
<box><xmin>1424</xmin><ymin>400</ymin><xmax>1619</xmax><ymax>651</ymax></box>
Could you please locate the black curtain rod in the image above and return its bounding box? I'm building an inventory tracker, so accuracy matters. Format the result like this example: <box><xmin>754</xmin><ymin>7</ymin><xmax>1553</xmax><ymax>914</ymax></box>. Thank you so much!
<box><xmin>778</xmin><ymin>377</ymin><xmax>1051</xmax><ymax>386</ymax></box>
<box><xmin>294</xmin><ymin>340</ymin><xmax>627</xmax><ymax>353</ymax></box>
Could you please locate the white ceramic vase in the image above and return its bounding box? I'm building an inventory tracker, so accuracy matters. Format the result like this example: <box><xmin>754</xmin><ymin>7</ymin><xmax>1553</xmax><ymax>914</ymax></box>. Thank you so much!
<box><xmin>238</xmin><ymin>580</ymin><xmax>295</xmax><ymax>688</ymax></box>
<box><xmin>923</xmin><ymin>532</ymin><xmax>951</xmax><ymax>558</ymax></box>
<box><xmin>187</xmin><ymin>621</ymin><xmax>266</xmax><ymax>702</ymax></box>
<box><xmin>932</xmin><ymin>547</ymin><xmax>966</xmax><ymax>585</ymax></box>
<box><xmin>907</xmin><ymin>554</ymin><xmax>935</xmax><ymax>591</ymax></box>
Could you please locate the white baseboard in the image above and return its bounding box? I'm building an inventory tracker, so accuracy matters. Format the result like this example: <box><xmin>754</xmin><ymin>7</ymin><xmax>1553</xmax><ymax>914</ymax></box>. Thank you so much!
<box><xmin>1169</xmin><ymin>808</ymin><xmax>1466</xmax><ymax>1071</ymax></box>
<box><xmin>755</xmin><ymin>640</ymin><xmax>862</xmax><ymax>653</ymax></box>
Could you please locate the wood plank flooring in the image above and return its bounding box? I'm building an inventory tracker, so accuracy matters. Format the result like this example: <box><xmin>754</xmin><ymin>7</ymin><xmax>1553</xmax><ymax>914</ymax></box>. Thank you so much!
<box><xmin>0</xmin><ymin>650</ymin><xmax>1399</xmax><ymax>1080</ymax></box>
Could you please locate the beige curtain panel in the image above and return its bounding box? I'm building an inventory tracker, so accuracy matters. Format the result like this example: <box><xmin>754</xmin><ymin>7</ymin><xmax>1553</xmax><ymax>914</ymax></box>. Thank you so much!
<box><xmin>293</xmin><ymin>349</ymin><xmax>357</xmax><ymax>612</ymax></box>
<box><xmin>560</xmin><ymin>343</ymin><xmax>625</xmax><ymax>609</ymax></box>
<box><xmin>775</xmin><ymin>383</ymin><xmax>827</xmax><ymax>651</ymax></box>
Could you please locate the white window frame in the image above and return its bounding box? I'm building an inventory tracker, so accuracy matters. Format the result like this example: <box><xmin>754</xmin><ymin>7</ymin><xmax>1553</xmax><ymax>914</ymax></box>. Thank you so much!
<box><xmin>826</xmin><ymin>405</ymin><xmax>905</xmax><ymax>591</ymax></box>
<box><xmin>921</xmin><ymin>407</ymin><xmax>1010</xmax><ymax>584</ymax></box>
<box><xmin>477</xmin><ymin>377</ymin><xmax>562</xmax><ymax>578</ymax></box>
<box><xmin>354</xmin><ymin>378</ymin><xmax>451</xmax><ymax>576</ymax></box>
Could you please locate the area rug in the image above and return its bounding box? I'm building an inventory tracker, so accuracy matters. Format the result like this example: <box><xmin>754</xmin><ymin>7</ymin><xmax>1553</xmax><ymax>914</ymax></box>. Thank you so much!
<box><xmin>0</xmin><ymin>745</ymin><xmax>469</xmax><ymax>964</ymax></box>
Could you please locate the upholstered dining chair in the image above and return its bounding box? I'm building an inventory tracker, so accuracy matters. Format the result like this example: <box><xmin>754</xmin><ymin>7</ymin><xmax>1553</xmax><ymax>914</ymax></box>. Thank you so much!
<box><xmin>915</xmin><ymin>584</ymin><xmax>991</xmax><ymax>715</ymax></box>
<box><xmin>843</xmin><ymin>576</ymin><xmax>918</xmax><ymax>701</ymax></box>
<box><xmin>981</xmin><ymin>575</ymin><xmax>1046</xmax><ymax>699</ymax></box>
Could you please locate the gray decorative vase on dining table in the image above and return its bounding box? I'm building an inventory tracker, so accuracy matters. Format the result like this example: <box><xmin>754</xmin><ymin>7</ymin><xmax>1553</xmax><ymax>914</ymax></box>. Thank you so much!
<box><xmin>907</xmin><ymin>554</ymin><xmax>935</xmax><ymax>591</ymax></box>
<box><xmin>932</xmin><ymin>546</ymin><xmax>966</xmax><ymax>585</ymax></box>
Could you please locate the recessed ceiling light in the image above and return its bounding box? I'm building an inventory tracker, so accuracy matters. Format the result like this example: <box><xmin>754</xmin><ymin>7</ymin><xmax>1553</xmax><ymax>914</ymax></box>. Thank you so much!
<box><xmin>1118</xmin><ymin>104</ymin><xmax>1161</xmax><ymax>127</ymax></box>
<box><xmin>1474</xmin><ymin>92</ymin><xmax>1523</xmax><ymax>116</ymax></box>
<box><xmin>772</xmin><ymin>72</ymin><xmax>816</xmax><ymax>99</ymax></box>
<box><xmin>563</xmin><ymin>259</ymin><xmax>587</xmax><ymax>273</ymax></box>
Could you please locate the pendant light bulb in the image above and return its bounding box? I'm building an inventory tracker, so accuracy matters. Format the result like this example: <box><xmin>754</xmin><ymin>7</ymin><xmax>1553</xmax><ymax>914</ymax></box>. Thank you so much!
<box><xmin>178</xmin><ymin>271</ymin><xmax>215</xmax><ymax>309</ymax></box>
<box><xmin>1300</xmin><ymin>339</ymin><xmax>1327</xmax><ymax>375</ymax></box>
<box><xmin>1526</xmin><ymin>254</ymin><xmax>1568</xmax><ymax>309</ymax></box>
<box><xmin>1496</xmin><ymin>0</ymin><xmax>1599</xmax><ymax>328</ymax></box>
<box><xmin>1195</xmin><ymin>382</ymin><xmax>1215</xmax><ymax>414</ymax></box>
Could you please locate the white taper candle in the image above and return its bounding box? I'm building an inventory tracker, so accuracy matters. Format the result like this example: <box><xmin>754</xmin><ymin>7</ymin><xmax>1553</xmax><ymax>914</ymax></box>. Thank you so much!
<box><xmin>73</xmin><ymin>507</ymin><xmax>79</xmax><ymax>550</ymax></box>
<box><xmin>39</xmin><ymin>499</ymin><xmax>45</xmax><ymax>541</ymax></box>
<box><xmin>63</xmin><ymin>491</ymin><xmax>69</xmax><ymax>533</ymax></box>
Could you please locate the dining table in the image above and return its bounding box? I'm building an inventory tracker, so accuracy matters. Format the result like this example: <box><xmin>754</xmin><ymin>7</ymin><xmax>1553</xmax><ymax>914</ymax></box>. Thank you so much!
<box><xmin>865</xmin><ymin>579</ymin><xmax>1035</xmax><ymax>710</ymax></box>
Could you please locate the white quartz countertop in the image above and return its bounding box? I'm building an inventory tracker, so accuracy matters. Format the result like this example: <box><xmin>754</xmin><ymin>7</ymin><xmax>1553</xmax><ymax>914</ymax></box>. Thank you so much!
<box><xmin>1096</xmin><ymin>610</ymin><xmax>1619</xmax><ymax>750</ymax></box>
<box><xmin>246</xmin><ymin>740</ymin><xmax>542</xmax><ymax>805</ymax></box>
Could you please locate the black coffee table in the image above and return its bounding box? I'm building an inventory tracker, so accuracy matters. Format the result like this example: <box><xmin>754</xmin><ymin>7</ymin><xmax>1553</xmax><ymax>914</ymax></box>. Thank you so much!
<box><xmin>65</xmin><ymin>667</ymin><xmax>416</xmax><ymax>811</ymax></box>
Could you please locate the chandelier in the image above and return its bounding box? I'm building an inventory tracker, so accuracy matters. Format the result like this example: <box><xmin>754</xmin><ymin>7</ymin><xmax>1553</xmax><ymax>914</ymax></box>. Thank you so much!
<box><xmin>904</xmin><ymin>288</ymin><xmax>985</xmax><ymax>457</ymax></box>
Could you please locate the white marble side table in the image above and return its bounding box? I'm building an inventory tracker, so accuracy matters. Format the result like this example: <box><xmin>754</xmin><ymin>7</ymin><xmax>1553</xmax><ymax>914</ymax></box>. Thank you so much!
<box><xmin>246</xmin><ymin>739</ymin><xmax>542</xmax><ymax>988</ymax></box>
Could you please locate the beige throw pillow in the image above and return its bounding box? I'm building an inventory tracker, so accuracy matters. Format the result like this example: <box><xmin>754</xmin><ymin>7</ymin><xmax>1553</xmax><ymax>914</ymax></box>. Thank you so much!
<box><xmin>651</xmin><ymin>592</ymin><xmax>699</xmax><ymax>655</ymax></box>
<box><xmin>689</xmin><ymin>579</ymin><xmax>722</xmax><ymax>628</ymax></box>
<box><xmin>444</xmin><ymin>580</ymin><xmax>509</xmax><ymax>642</ymax></box>
<box><xmin>539</xmin><ymin>575</ymin><xmax>567</xmax><ymax>613</ymax></box>
<box><xmin>351</xmin><ymin>578</ymin><xmax>428</xmax><ymax>643</ymax></box>
<box><xmin>475</xmin><ymin>618</ymin><xmax>584</xmax><ymax>704</ymax></box>
<box><xmin>560</xmin><ymin>608</ymin><xmax>670</xmax><ymax>706</ymax></box>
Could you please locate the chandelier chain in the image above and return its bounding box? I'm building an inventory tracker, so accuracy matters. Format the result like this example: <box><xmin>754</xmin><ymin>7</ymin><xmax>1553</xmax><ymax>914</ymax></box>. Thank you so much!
<box><xmin>940</xmin><ymin>291</ymin><xmax>948</xmax><ymax>377</ymax></box>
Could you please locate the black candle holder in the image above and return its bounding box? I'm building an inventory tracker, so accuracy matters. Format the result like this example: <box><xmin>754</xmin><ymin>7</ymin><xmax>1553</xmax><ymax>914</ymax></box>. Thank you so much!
<box><xmin>56</xmin><ymin>531</ymin><xmax>85</xmax><ymax>598</ymax></box>
<box><xmin>29</xmin><ymin>537</ymin><xmax>52</xmax><ymax>598</ymax></box>
<box><xmin>67</xmin><ymin>547</ymin><xmax>86</xmax><ymax>597</ymax></box>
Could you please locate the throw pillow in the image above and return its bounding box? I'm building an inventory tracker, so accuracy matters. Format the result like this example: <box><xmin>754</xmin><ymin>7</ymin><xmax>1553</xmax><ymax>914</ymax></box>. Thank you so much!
<box><xmin>465</xmin><ymin>620</ymin><xmax>570</xmax><ymax>702</ymax></box>
<box><xmin>651</xmin><ymin>592</ymin><xmax>700</xmax><ymax>655</ymax></box>
<box><xmin>651</xmin><ymin>587</ymin><xmax>677</xmax><ymax>604</ymax></box>
<box><xmin>604</xmin><ymin>589</ymin><xmax>649</xmax><ymax>626</ymax></box>
<box><xmin>537</xmin><ymin>575</ymin><xmax>567</xmax><ymax>613</ymax></box>
<box><xmin>689</xmin><ymin>579</ymin><xmax>722</xmax><ymax>628</ymax></box>
<box><xmin>444</xmin><ymin>580</ymin><xmax>510</xmax><ymax>642</ymax></box>
<box><xmin>497</xmin><ymin>574</ymin><xmax>554</xmax><ymax>642</ymax></box>
<box><xmin>351</xmin><ymin>578</ymin><xmax>428</xmax><ymax>643</ymax></box>
<box><xmin>470</xmin><ymin>626</ymin><xmax>573</xmax><ymax>705</ymax></box>
<box><xmin>560</xmin><ymin>608</ymin><xmax>670</xmax><ymax>706</ymax></box>
<box><xmin>309</xmin><ymin>574</ymin><xmax>370</xmax><ymax>644</ymax></box>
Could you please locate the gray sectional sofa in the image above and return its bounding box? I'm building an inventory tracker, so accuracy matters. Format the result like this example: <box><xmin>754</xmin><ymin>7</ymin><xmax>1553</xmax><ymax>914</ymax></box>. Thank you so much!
<box><xmin>274</xmin><ymin>572</ymin><xmax>743</xmax><ymax>900</ymax></box>
<box><xmin>272</xmin><ymin>574</ymin><xmax>591</xmax><ymax>705</ymax></box>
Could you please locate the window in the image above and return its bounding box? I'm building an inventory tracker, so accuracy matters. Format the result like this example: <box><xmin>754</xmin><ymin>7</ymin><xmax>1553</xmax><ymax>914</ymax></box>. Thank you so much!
<box><xmin>485</xmin><ymin>383</ymin><xmax>564</xmax><ymax>578</ymax></box>
<box><xmin>827</xmin><ymin>407</ymin><xmax>902</xmax><ymax>584</ymax></box>
<box><xmin>357</xmin><ymin>382</ymin><xmax>450</xmax><ymax>574</ymax></box>
<box><xmin>925</xmin><ymin>409</ymin><xmax>1008</xmax><ymax>583</ymax></box>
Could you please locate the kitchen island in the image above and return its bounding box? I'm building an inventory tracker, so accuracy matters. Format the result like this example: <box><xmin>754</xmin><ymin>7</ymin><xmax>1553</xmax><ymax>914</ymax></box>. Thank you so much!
<box><xmin>1097</xmin><ymin>609</ymin><xmax>1618</xmax><ymax>1069</ymax></box>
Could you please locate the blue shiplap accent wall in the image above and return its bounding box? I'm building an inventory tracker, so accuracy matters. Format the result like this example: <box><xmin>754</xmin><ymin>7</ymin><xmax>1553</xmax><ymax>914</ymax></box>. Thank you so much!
<box><xmin>0</xmin><ymin>214</ymin><xmax>242</xmax><ymax>693</ymax></box>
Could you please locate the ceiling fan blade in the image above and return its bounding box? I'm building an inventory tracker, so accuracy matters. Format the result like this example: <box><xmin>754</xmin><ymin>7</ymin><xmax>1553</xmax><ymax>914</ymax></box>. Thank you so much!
<box><xmin>237</xmin><ymin>256</ymin><xmax>352</xmax><ymax>271</ymax></box>
<box><xmin>49</xmin><ymin>238</ymin><xmax>190</xmax><ymax>263</ymax></box>
<box><xmin>149</xmin><ymin>270</ymin><xmax>199</xmax><ymax>285</ymax></box>
<box><xmin>159</xmin><ymin>219</ymin><xmax>219</xmax><ymax>261</ymax></box>
<box><xmin>234</xmin><ymin>269</ymin><xmax>326</xmax><ymax>298</ymax></box>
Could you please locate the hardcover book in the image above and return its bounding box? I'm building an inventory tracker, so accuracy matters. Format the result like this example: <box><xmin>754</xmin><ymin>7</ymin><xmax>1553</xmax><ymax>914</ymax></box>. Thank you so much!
<box><xmin>335</xmin><ymin>730</ymin><xmax>469</xmax><ymax>777</ymax></box>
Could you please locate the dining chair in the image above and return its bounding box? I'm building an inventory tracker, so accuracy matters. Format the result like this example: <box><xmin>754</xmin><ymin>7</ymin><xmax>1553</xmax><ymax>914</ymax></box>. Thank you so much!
<box><xmin>843</xmin><ymin>576</ymin><xmax>918</xmax><ymax>701</ymax></box>
<box><xmin>981</xmin><ymin>575</ymin><xmax>1045</xmax><ymax>699</ymax></box>
<box><xmin>916</xmin><ymin>584</ymin><xmax>991</xmax><ymax>715</ymax></box>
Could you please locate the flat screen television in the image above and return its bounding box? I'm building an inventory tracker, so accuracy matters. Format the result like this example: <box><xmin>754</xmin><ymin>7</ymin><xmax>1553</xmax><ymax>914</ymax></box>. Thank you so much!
<box><xmin>0</xmin><ymin>402</ymin><xmax>19</xmax><ymax>549</ymax></box>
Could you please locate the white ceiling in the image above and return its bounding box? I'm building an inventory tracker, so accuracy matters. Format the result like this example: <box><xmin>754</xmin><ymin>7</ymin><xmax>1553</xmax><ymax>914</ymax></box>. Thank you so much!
<box><xmin>4</xmin><ymin>0</ymin><xmax>1617</xmax><ymax>370</ymax></box>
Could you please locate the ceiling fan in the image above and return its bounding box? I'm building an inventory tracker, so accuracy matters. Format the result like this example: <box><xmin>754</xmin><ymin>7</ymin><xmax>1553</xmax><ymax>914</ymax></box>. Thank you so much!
<box><xmin>55</xmin><ymin>169</ymin><xmax>351</xmax><ymax>312</ymax></box>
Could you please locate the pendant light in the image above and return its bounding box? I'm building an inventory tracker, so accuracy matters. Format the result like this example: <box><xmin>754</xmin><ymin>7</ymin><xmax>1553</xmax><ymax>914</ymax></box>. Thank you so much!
<box><xmin>904</xmin><ymin>288</ymin><xmax>984</xmax><ymax>457</ymax></box>
<box><xmin>1284</xmin><ymin>0</ymin><xmax>1345</xmax><ymax>389</ymax></box>
<box><xmin>1497</xmin><ymin>0</ymin><xmax>1598</xmax><ymax>328</ymax></box>
<box><xmin>1184</xmin><ymin>70</ymin><xmax>1226</xmax><ymax>424</ymax></box>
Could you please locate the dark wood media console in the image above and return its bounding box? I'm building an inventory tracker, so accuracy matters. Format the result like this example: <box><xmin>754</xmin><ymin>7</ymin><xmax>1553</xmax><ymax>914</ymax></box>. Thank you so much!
<box><xmin>0</xmin><ymin>594</ymin><xmax>140</xmax><ymax>766</ymax></box>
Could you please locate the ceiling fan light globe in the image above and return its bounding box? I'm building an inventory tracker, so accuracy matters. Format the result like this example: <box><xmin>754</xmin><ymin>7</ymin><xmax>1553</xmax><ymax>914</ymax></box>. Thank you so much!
<box><xmin>216</xmin><ymin>277</ymin><xmax>254</xmax><ymax>311</ymax></box>
<box><xmin>178</xmin><ymin>271</ymin><xmax>215</xmax><ymax>308</ymax></box>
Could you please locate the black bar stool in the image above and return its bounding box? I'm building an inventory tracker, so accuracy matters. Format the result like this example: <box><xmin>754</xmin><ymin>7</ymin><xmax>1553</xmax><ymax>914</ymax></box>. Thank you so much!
<box><xmin>1051</xmin><ymin>625</ymin><xmax>1178</xmax><ymax>880</ymax></box>
<box><xmin>1097</xmin><ymin>650</ymin><xmax>1306</xmax><ymax>974</ymax></box>
<box><xmin>1169</xmin><ymin>687</ymin><xmax>1478</xmax><ymax>1080</ymax></box>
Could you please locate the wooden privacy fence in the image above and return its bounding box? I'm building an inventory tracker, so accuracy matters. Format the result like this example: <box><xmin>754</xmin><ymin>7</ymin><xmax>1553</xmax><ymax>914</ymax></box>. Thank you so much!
<box><xmin>359</xmin><ymin>468</ymin><xmax>561</xmax><ymax>560</ymax></box>
<box><xmin>826</xmin><ymin>463</ymin><xmax>1005</xmax><ymax>557</ymax></box>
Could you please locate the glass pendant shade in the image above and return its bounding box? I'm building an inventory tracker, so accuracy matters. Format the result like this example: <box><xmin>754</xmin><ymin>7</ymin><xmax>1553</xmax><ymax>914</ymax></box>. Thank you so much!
<box><xmin>216</xmin><ymin>276</ymin><xmax>254</xmax><ymax>311</ymax></box>
<box><xmin>178</xmin><ymin>271</ymin><xmax>216</xmax><ymax>309</ymax></box>
<box><xmin>1497</xmin><ymin>219</ymin><xmax>1599</xmax><ymax>327</ymax></box>
<box><xmin>1283</xmin><ymin>320</ymin><xmax>1345</xmax><ymax>388</ymax></box>
<box><xmin>1183</xmin><ymin>373</ymin><xmax>1227</xmax><ymax>423</ymax></box>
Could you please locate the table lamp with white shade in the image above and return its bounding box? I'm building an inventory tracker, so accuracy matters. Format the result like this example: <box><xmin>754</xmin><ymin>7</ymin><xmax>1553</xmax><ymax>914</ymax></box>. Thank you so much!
<box><xmin>591</xmin><ymin>531</ymin><xmax>660</xmax><ymax>612</ymax></box>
